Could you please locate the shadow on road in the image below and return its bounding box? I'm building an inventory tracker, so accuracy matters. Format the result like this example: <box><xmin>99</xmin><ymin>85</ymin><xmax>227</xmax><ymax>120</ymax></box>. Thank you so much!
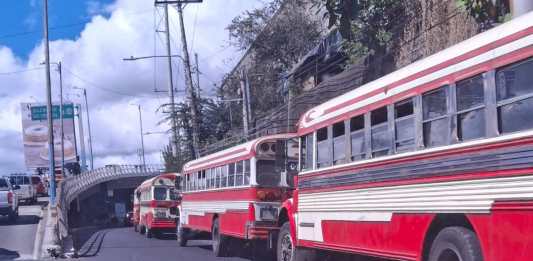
<box><xmin>0</xmin><ymin>248</ymin><xmax>20</xmax><ymax>260</ymax></box>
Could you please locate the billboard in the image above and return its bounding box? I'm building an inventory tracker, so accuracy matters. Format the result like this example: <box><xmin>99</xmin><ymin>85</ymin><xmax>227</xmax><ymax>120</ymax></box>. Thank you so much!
<box><xmin>21</xmin><ymin>103</ymin><xmax>78</xmax><ymax>168</ymax></box>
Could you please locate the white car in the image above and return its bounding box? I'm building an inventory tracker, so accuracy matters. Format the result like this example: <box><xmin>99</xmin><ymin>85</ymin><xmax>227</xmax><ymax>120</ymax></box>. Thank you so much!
<box><xmin>0</xmin><ymin>177</ymin><xmax>19</xmax><ymax>222</ymax></box>
<box><xmin>7</xmin><ymin>175</ymin><xmax>36</xmax><ymax>204</ymax></box>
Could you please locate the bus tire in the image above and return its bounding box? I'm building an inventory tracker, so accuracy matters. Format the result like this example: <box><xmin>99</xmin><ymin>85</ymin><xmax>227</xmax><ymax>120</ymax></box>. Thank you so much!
<box><xmin>212</xmin><ymin>218</ymin><xmax>229</xmax><ymax>257</ymax></box>
<box><xmin>177</xmin><ymin>221</ymin><xmax>189</xmax><ymax>247</ymax></box>
<box><xmin>146</xmin><ymin>227</ymin><xmax>153</xmax><ymax>238</ymax></box>
<box><xmin>277</xmin><ymin>222</ymin><xmax>316</xmax><ymax>261</ymax></box>
<box><xmin>428</xmin><ymin>226</ymin><xmax>482</xmax><ymax>261</ymax></box>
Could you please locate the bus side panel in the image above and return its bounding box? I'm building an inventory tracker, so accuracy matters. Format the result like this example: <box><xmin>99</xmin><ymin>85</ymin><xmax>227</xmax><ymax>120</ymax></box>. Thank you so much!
<box><xmin>220</xmin><ymin>211</ymin><xmax>248</xmax><ymax>238</ymax></box>
<box><xmin>187</xmin><ymin>213</ymin><xmax>214</xmax><ymax>232</ymax></box>
<box><xmin>300</xmin><ymin>214</ymin><xmax>433</xmax><ymax>260</ymax></box>
<box><xmin>468</xmin><ymin>201</ymin><xmax>533</xmax><ymax>261</ymax></box>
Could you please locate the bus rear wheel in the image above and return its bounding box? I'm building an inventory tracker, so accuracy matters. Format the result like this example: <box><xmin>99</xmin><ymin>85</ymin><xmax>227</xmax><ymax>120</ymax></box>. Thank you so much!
<box><xmin>177</xmin><ymin>221</ymin><xmax>188</xmax><ymax>247</ymax></box>
<box><xmin>277</xmin><ymin>222</ymin><xmax>316</xmax><ymax>261</ymax></box>
<box><xmin>428</xmin><ymin>226</ymin><xmax>482</xmax><ymax>261</ymax></box>
<box><xmin>212</xmin><ymin>218</ymin><xmax>229</xmax><ymax>257</ymax></box>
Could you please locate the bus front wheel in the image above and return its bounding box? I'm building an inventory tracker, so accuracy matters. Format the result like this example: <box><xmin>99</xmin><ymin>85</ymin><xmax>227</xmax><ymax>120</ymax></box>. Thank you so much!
<box><xmin>428</xmin><ymin>226</ymin><xmax>482</xmax><ymax>261</ymax></box>
<box><xmin>277</xmin><ymin>222</ymin><xmax>316</xmax><ymax>261</ymax></box>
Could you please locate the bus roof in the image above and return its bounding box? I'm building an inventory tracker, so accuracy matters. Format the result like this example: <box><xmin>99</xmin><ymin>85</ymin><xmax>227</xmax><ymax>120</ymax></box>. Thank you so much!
<box><xmin>136</xmin><ymin>173</ymin><xmax>180</xmax><ymax>191</ymax></box>
<box><xmin>298</xmin><ymin>11</ymin><xmax>533</xmax><ymax>134</ymax></box>
<box><xmin>182</xmin><ymin>133</ymin><xmax>297</xmax><ymax>173</ymax></box>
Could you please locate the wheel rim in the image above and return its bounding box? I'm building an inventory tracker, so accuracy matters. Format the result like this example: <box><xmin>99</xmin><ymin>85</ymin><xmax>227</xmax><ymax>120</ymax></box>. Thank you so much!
<box><xmin>280</xmin><ymin>232</ymin><xmax>293</xmax><ymax>261</ymax></box>
<box><xmin>212</xmin><ymin>224</ymin><xmax>219</xmax><ymax>251</ymax></box>
<box><xmin>438</xmin><ymin>249</ymin><xmax>462</xmax><ymax>261</ymax></box>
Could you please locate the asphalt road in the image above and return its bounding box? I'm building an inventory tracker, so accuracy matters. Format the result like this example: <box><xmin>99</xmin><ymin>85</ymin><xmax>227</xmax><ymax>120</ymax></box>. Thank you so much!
<box><xmin>76</xmin><ymin>227</ymin><xmax>261</xmax><ymax>261</ymax></box>
<box><xmin>0</xmin><ymin>201</ymin><xmax>44</xmax><ymax>260</ymax></box>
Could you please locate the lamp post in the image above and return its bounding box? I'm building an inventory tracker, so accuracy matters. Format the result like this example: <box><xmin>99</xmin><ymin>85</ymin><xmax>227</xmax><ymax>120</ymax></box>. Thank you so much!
<box><xmin>72</xmin><ymin>87</ymin><xmax>94</xmax><ymax>170</ymax></box>
<box><xmin>130</xmin><ymin>104</ymin><xmax>146</xmax><ymax>169</ymax></box>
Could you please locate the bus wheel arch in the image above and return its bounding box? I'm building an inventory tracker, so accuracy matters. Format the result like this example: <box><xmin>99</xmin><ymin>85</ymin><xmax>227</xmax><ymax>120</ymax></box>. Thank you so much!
<box><xmin>422</xmin><ymin>214</ymin><xmax>482</xmax><ymax>261</ymax></box>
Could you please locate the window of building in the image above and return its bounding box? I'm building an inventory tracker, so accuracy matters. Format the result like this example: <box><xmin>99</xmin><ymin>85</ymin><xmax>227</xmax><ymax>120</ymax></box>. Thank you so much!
<box><xmin>350</xmin><ymin>115</ymin><xmax>366</xmax><ymax>161</ymax></box>
<box><xmin>395</xmin><ymin>99</ymin><xmax>415</xmax><ymax>152</ymax></box>
<box><xmin>423</xmin><ymin>86</ymin><xmax>450</xmax><ymax>147</ymax></box>
<box><xmin>316</xmin><ymin>127</ymin><xmax>331</xmax><ymax>168</ymax></box>
<box><xmin>236</xmin><ymin>161</ymin><xmax>244</xmax><ymax>186</ymax></box>
<box><xmin>300</xmin><ymin>134</ymin><xmax>314</xmax><ymax>171</ymax></box>
<box><xmin>228</xmin><ymin>163</ymin><xmax>235</xmax><ymax>187</ymax></box>
<box><xmin>496</xmin><ymin>58</ymin><xmax>533</xmax><ymax>133</ymax></box>
<box><xmin>332</xmin><ymin>121</ymin><xmax>346</xmax><ymax>164</ymax></box>
<box><xmin>371</xmin><ymin>107</ymin><xmax>390</xmax><ymax>157</ymax></box>
<box><xmin>456</xmin><ymin>74</ymin><xmax>486</xmax><ymax>141</ymax></box>
<box><xmin>244</xmin><ymin>159</ymin><xmax>251</xmax><ymax>185</ymax></box>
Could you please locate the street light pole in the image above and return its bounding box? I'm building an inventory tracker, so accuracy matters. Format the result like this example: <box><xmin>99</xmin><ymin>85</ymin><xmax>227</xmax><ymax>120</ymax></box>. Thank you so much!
<box><xmin>83</xmin><ymin>89</ymin><xmax>94</xmax><ymax>170</ymax></box>
<box><xmin>58</xmin><ymin>62</ymin><xmax>66</xmax><ymax>178</ymax></box>
<box><xmin>131</xmin><ymin>104</ymin><xmax>146</xmax><ymax>169</ymax></box>
<box><xmin>43</xmin><ymin>0</ymin><xmax>56</xmax><ymax>206</ymax></box>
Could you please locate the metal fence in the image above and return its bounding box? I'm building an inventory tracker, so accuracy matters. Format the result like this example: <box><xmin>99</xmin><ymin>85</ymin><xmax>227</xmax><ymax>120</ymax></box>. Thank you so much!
<box><xmin>57</xmin><ymin>164</ymin><xmax>164</xmax><ymax>238</ymax></box>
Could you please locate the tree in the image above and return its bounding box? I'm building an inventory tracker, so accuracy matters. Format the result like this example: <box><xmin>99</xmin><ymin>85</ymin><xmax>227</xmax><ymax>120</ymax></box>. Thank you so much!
<box><xmin>320</xmin><ymin>0</ymin><xmax>407</xmax><ymax>80</ymax></box>
<box><xmin>225</xmin><ymin>0</ymin><xmax>323</xmax><ymax>122</ymax></box>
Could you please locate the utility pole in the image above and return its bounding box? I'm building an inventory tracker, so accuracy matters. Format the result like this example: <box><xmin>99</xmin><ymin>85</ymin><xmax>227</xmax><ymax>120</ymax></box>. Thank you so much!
<box><xmin>83</xmin><ymin>89</ymin><xmax>94</xmax><ymax>170</ymax></box>
<box><xmin>75</xmin><ymin>104</ymin><xmax>87</xmax><ymax>171</ymax></box>
<box><xmin>58</xmin><ymin>62</ymin><xmax>66</xmax><ymax>177</ymax></box>
<box><xmin>176</xmin><ymin>2</ymin><xmax>201</xmax><ymax>159</ymax></box>
<box><xmin>195</xmin><ymin>53</ymin><xmax>200</xmax><ymax>99</ymax></box>
<box><xmin>163</xmin><ymin>4</ymin><xmax>180</xmax><ymax>158</ymax></box>
<box><xmin>43</xmin><ymin>0</ymin><xmax>56</xmax><ymax>206</ymax></box>
<box><xmin>240</xmin><ymin>69</ymin><xmax>251</xmax><ymax>136</ymax></box>
<box><xmin>132</xmin><ymin>104</ymin><xmax>146</xmax><ymax>169</ymax></box>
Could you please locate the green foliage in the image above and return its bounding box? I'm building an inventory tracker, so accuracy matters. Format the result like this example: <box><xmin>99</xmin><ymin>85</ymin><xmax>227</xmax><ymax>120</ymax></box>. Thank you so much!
<box><xmin>225</xmin><ymin>0</ymin><xmax>322</xmax><ymax>116</ymax></box>
<box><xmin>322</xmin><ymin>0</ymin><xmax>406</xmax><ymax>75</ymax></box>
<box><xmin>456</xmin><ymin>0</ymin><xmax>510</xmax><ymax>29</ymax></box>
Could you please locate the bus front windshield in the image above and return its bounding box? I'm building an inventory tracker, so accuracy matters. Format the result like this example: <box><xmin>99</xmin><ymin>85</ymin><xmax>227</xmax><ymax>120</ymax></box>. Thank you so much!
<box><xmin>153</xmin><ymin>187</ymin><xmax>168</xmax><ymax>200</ymax></box>
<box><xmin>256</xmin><ymin>138</ymin><xmax>298</xmax><ymax>187</ymax></box>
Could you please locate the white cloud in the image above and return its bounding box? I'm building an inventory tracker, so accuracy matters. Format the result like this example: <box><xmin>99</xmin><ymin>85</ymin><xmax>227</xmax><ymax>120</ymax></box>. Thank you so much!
<box><xmin>0</xmin><ymin>0</ymin><xmax>266</xmax><ymax>173</ymax></box>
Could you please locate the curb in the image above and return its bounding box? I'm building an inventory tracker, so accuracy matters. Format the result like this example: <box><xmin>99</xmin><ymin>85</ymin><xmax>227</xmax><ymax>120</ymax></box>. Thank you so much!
<box><xmin>32</xmin><ymin>205</ymin><xmax>47</xmax><ymax>260</ymax></box>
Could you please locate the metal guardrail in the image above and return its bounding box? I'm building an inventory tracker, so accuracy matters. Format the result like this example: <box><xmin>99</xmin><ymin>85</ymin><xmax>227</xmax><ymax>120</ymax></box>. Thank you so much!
<box><xmin>57</xmin><ymin>164</ymin><xmax>164</xmax><ymax>238</ymax></box>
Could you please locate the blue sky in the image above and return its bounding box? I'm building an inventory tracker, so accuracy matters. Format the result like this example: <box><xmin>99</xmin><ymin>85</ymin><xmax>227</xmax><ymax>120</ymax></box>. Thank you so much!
<box><xmin>0</xmin><ymin>0</ymin><xmax>113</xmax><ymax>58</ymax></box>
<box><xmin>0</xmin><ymin>0</ymin><xmax>266</xmax><ymax>172</ymax></box>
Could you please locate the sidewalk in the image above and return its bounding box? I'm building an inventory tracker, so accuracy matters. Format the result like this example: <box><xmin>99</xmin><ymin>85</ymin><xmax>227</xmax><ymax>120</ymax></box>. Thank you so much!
<box><xmin>38</xmin><ymin>205</ymin><xmax>61</xmax><ymax>259</ymax></box>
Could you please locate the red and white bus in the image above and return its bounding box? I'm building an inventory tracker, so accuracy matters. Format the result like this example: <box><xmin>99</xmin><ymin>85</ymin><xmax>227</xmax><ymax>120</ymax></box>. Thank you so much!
<box><xmin>179</xmin><ymin>134</ymin><xmax>299</xmax><ymax>256</ymax></box>
<box><xmin>133</xmin><ymin>173</ymin><xmax>181</xmax><ymax>238</ymax></box>
<box><xmin>276</xmin><ymin>12</ymin><xmax>533</xmax><ymax>261</ymax></box>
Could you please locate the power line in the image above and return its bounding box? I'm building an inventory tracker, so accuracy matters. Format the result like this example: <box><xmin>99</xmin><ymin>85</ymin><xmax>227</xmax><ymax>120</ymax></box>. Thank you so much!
<box><xmin>0</xmin><ymin>67</ymin><xmax>43</xmax><ymax>76</ymax></box>
<box><xmin>63</xmin><ymin>67</ymin><xmax>155</xmax><ymax>98</ymax></box>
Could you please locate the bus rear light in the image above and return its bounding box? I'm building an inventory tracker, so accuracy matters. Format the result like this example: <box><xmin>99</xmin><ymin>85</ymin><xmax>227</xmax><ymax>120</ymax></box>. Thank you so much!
<box><xmin>7</xmin><ymin>192</ymin><xmax>13</xmax><ymax>205</ymax></box>
<box><xmin>257</xmin><ymin>190</ymin><xmax>266</xmax><ymax>201</ymax></box>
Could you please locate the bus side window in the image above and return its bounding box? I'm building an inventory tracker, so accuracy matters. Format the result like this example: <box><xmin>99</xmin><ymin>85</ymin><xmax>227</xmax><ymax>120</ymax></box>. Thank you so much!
<box><xmin>236</xmin><ymin>161</ymin><xmax>244</xmax><ymax>186</ymax></box>
<box><xmin>371</xmin><ymin>106</ymin><xmax>390</xmax><ymax>157</ymax></box>
<box><xmin>423</xmin><ymin>86</ymin><xmax>450</xmax><ymax>147</ymax></box>
<box><xmin>221</xmin><ymin>165</ymin><xmax>228</xmax><ymax>188</ymax></box>
<box><xmin>333</xmin><ymin>121</ymin><xmax>346</xmax><ymax>165</ymax></box>
<box><xmin>350</xmin><ymin>115</ymin><xmax>365</xmax><ymax>161</ymax></box>
<box><xmin>244</xmin><ymin>159</ymin><xmax>250</xmax><ymax>185</ymax></box>
<box><xmin>316</xmin><ymin>127</ymin><xmax>331</xmax><ymax>168</ymax></box>
<box><xmin>496</xmin><ymin>58</ymin><xmax>533</xmax><ymax>133</ymax></box>
<box><xmin>228</xmin><ymin>163</ymin><xmax>235</xmax><ymax>187</ymax></box>
<box><xmin>395</xmin><ymin>99</ymin><xmax>415</xmax><ymax>152</ymax></box>
<box><xmin>457</xmin><ymin>74</ymin><xmax>486</xmax><ymax>141</ymax></box>
<box><xmin>215</xmin><ymin>167</ymin><xmax>221</xmax><ymax>188</ymax></box>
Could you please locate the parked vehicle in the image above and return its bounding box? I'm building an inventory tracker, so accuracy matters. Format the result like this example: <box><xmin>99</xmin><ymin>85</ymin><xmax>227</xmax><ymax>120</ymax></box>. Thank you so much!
<box><xmin>31</xmin><ymin>175</ymin><xmax>46</xmax><ymax>197</ymax></box>
<box><xmin>133</xmin><ymin>173</ymin><xmax>181</xmax><ymax>238</ymax></box>
<box><xmin>276</xmin><ymin>11</ymin><xmax>533</xmax><ymax>261</ymax></box>
<box><xmin>179</xmin><ymin>134</ymin><xmax>298</xmax><ymax>257</ymax></box>
<box><xmin>6</xmin><ymin>174</ymin><xmax>36</xmax><ymax>204</ymax></box>
<box><xmin>124</xmin><ymin>211</ymin><xmax>133</xmax><ymax>227</ymax></box>
<box><xmin>0</xmin><ymin>177</ymin><xmax>19</xmax><ymax>222</ymax></box>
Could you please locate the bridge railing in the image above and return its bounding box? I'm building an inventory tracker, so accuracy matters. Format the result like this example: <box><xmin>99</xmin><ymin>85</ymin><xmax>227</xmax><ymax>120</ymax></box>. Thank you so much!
<box><xmin>57</xmin><ymin>164</ymin><xmax>164</xmax><ymax>238</ymax></box>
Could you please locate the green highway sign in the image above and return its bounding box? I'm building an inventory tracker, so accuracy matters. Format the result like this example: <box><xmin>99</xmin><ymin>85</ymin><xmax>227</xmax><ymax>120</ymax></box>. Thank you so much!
<box><xmin>30</xmin><ymin>104</ymin><xmax>74</xmax><ymax>121</ymax></box>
